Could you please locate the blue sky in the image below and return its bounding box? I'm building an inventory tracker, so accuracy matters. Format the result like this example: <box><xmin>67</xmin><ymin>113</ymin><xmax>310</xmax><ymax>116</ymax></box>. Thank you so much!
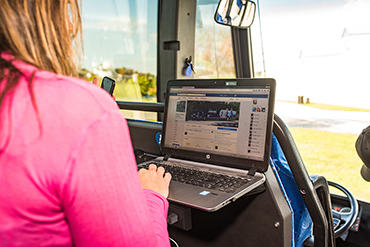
<box><xmin>260</xmin><ymin>0</ymin><xmax>346</xmax><ymax>7</ymax></box>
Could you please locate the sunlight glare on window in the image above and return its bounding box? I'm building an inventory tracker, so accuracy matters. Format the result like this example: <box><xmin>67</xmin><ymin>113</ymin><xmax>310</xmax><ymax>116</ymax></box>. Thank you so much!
<box><xmin>80</xmin><ymin>0</ymin><xmax>158</xmax><ymax>121</ymax></box>
<box><xmin>251</xmin><ymin>0</ymin><xmax>370</xmax><ymax>201</ymax></box>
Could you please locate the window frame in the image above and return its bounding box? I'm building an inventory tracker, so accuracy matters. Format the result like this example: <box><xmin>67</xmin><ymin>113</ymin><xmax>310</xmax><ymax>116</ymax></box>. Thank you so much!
<box><xmin>118</xmin><ymin>0</ymin><xmax>255</xmax><ymax>113</ymax></box>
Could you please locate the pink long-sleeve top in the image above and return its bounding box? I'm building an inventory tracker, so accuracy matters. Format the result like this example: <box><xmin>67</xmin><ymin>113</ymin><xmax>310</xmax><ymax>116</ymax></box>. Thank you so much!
<box><xmin>0</xmin><ymin>54</ymin><xmax>170</xmax><ymax>247</ymax></box>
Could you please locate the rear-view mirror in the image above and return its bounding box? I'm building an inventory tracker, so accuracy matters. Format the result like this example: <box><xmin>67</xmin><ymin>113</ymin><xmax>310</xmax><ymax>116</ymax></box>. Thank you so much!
<box><xmin>214</xmin><ymin>0</ymin><xmax>256</xmax><ymax>28</ymax></box>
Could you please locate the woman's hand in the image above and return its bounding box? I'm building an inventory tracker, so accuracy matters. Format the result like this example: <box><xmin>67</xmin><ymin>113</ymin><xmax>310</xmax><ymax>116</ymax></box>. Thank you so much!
<box><xmin>138</xmin><ymin>164</ymin><xmax>172</xmax><ymax>198</ymax></box>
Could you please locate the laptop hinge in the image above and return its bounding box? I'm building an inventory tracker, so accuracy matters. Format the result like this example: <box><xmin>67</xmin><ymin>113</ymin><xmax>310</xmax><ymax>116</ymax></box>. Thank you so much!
<box><xmin>248</xmin><ymin>168</ymin><xmax>257</xmax><ymax>176</ymax></box>
<box><xmin>163</xmin><ymin>154</ymin><xmax>170</xmax><ymax>161</ymax></box>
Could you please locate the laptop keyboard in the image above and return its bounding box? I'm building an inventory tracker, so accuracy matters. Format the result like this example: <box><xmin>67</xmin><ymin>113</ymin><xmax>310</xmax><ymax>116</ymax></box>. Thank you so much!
<box><xmin>139</xmin><ymin>161</ymin><xmax>252</xmax><ymax>193</ymax></box>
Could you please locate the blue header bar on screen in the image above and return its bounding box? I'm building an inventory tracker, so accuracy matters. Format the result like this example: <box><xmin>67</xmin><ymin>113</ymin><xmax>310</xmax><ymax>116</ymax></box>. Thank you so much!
<box><xmin>169</xmin><ymin>93</ymin><xmax>268</xmax><ymax>98</ymax></box>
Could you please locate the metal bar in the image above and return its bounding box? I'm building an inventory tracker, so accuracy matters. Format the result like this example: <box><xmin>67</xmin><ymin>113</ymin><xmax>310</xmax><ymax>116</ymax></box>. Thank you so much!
<box><xmin>116</xmin><ymin>101</ymin><xmax>165</xmax><ymax>112</ymax></box>
<box><xmin>273</xmin><ymin>114</ymin><xmax>335</xmax><ymax>247</ymax></box>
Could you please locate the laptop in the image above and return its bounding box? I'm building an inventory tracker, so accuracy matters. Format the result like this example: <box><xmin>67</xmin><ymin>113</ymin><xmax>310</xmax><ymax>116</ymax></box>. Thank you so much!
<box><xmin>138</xmin><ymin>78</ymin><xmax>276</xmax><ymax>212</ymax></box>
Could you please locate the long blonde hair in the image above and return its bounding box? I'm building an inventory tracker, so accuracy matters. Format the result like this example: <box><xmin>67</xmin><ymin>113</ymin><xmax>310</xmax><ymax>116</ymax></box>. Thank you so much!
<box><xmin>0</xmin><ymin>0</ymin><xmax>82</xmax><ymax>150</ymax></box>
<box><xmin>0</xmin><ymin>0</ymin><xmax>82</xmax><ymax>75</ymax></box>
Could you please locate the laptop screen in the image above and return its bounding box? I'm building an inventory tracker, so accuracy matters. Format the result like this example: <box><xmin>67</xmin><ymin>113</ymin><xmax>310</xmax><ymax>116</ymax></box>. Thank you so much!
<box><xmin>163</xmin><ymin>85</ymin><xmax>271</xmax><ymax>162</ymax></box>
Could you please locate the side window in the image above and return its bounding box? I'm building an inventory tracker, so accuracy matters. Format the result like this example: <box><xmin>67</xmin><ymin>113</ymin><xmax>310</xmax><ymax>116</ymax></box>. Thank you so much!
<box><xmin>194</xmin><ymin>0</ymin><xmax>236</xmax><ymax>78</ymax></box>
<box><xmin>251</xmin><ymin>0</ymin><xmax>370</xmax><ymax>201</ymax></box>
<box><xmin>80</xmin><ymin>0</ymin><xmax>158</xmax><ymax>121</ymax></box>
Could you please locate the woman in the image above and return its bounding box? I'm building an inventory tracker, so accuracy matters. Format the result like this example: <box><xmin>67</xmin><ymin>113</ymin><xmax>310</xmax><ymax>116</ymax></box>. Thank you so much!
<box><xmin>0</xmin><ymin>1</ymin><xmax>171</xmax><ymax>246</ymax></box>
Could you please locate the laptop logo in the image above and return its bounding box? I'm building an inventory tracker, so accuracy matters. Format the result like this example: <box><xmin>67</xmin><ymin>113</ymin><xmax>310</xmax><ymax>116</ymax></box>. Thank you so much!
<box><xmin>206</xmin><ymin>154</ymin><xmax>211</xmax><ymax>159</ymax></box>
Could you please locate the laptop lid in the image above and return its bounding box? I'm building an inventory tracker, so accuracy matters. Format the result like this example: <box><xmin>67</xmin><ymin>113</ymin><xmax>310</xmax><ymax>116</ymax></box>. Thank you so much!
<box><xmin>161</xmin><ymin>78</ymin><xmax>276</xmax><ymax>173</ymax></box>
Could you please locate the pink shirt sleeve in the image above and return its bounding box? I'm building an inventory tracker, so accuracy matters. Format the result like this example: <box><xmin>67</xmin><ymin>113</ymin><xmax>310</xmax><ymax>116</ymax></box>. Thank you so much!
<box><xmin>60</xmin><ymin>110</ymin><xmax>170</xmax><ymax>247</ymax></box>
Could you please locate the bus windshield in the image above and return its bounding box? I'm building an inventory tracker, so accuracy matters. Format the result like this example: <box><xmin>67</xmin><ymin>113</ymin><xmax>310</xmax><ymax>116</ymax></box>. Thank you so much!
<box><xmin>252</xmin><ymin>0</ymin><xmax>370</xmax><ymax>201</ymax></box>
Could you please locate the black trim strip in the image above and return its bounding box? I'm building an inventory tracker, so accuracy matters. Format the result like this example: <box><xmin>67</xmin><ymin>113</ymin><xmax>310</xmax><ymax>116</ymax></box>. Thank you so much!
<box><xmin>116</xmin><ymin>101</ymin><xmax>164</xmax><ymax>112</ymax></box>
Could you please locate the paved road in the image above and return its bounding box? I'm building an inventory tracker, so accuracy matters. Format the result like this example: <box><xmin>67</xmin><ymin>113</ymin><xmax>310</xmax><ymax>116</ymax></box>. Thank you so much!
<box><xmin>274</xmin><ymin>101</ymin><xmax>370</xmax><ymax>134</ymax></box>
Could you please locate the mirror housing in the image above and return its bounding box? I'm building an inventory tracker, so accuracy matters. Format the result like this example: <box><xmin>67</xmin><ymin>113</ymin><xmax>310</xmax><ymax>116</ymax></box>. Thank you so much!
<box><xmin>214</xmin><ymin>0</ymin><xmax>256</xmax><ymax>28</ymax></box>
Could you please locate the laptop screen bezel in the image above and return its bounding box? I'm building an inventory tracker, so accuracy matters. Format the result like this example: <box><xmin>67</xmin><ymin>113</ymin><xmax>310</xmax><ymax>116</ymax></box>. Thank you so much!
<box><xmin>160</xmin><ymin>78</ymin><xmax>276</xmax><ymax>173</ymax></box>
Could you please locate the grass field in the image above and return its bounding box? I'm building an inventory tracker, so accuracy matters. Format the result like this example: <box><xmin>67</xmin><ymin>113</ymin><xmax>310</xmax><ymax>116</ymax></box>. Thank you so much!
<box><xmin>279</xmin><ymin>100</ymin><xmax>370</xmax><ymax>112</ymax></box>
<box><xmin>290</xmin><ymin>127</ymin><xmax>370</xmax><ymax>202</ymax></box>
